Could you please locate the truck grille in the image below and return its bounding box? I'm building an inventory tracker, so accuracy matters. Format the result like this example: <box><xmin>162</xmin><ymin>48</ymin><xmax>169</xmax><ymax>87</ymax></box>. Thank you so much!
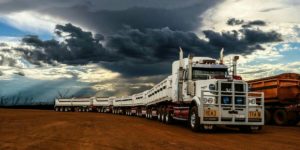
<box><xmin>219</xmin><ymin>81</ymin><xmax>246</xmax><ymax>105</ymax></box>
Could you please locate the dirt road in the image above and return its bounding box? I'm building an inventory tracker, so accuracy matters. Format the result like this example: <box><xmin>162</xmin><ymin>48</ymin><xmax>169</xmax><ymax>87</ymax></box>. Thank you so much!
<box><xmin>0</xmin><ymin>108</ymin><xmax>299</xmax><ymax>150</ymax></box>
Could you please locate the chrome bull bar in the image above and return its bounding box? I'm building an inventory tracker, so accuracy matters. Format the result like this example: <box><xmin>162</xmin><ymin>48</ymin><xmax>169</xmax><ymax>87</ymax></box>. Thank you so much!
<box><xmin>198</xmin><ymin>81</ymin><xmax>264</xmax><ymax>125</ymax></box>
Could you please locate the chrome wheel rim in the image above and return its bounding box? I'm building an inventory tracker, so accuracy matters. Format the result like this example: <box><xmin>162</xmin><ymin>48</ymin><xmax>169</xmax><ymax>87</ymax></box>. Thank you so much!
<box><xmin>190</xmin><ymin>113</ymin><xmax>196</xmax><ymax>128</ymax></box>
<box><xmin>166</xmin><ymin>114</ymin><xmax>169</xmax><ymax>122</ymax></box>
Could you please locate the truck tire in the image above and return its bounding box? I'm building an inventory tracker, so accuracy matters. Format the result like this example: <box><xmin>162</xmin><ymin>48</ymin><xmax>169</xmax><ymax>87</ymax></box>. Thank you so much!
<box><xmin>165</xmin><ymin>111</ymin><xmax>173</xmax><ymax>124</ymax></box>
<box><xmin>146</xmin><ymin>111</ymin><xmax>149</xmax><ymax>119</ymax></box>
<box><xmin>273</xmin><ymin>109</ymin><xmax>288</xmax><ymax>125</ymax></box>
<box><xmin>287</xmin><ymin>111</ymin><xmax>299</xmax><ymax>125</ymax></box>
<box><xmin>149</xmin><ymin>109</ymin><xmax>153</xmax><ymax>119</ymax></box>
<box><xmin>157</xmin><ymin>107</ymin><xmax>161</xmax><ymax>121</ymax></box>
<box><xmin>161</xmin><ymin>107</ymin><xmax>166</xmax><ymax>123</ymax></box>
<box><xmin>189</xmin><ymin>106</ymin><xmax>201</xmax><ymax>131</ymax></box>
<box><xmin>264</xmin><ymin>110</ymin><xmax>272</xmax><ymax>124</ymax></box>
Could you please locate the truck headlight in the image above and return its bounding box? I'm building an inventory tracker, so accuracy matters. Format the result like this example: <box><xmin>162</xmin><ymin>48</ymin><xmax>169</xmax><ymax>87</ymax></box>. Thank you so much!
<box><xmin>207</xmin><ymin>97</ymin><xmax>214</xmax><ymax>104</ymax></box>
<box><xmin>209</xmin><ymin>84</ymin><xmax>216</xmax><ymax>90</ymax></box>
<box><xmin>203</xmin><ymin>97</ymin><xmax>215</xmax><ymax>104</ymax></box>
<box><xmin>222</xmin><ymin>96</ymin><xmax>231</xmax><ymax>104</ymax></box>
<box><xmin>248</xmin><ymin>98</ymin><xmax>256</xmax><ymax>105</ymax></box>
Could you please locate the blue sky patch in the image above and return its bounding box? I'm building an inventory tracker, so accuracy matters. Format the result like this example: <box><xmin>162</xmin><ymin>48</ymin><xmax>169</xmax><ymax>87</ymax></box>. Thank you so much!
<box><xmin>0</xmin><ymin>20</ymin><xmax>52</xmax><ymax>40</ymax></box>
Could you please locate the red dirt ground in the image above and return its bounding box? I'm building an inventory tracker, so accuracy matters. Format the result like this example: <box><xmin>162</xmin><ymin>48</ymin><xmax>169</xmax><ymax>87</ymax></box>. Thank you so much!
<box><xmin>0</xmin><ymin>108</ymin><xmax>300</xmax><ymax>150</ymax></box>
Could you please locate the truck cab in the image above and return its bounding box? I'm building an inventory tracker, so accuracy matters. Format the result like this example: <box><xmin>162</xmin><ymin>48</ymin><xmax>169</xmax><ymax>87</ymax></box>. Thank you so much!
<box><xmin>172</xmin><ymin>56</ymin><xmax>264</xmax><ymax>131</ymax></box>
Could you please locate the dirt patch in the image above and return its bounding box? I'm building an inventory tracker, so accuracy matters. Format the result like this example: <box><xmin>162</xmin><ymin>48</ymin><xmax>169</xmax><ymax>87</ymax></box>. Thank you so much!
<box><xmin>0</xmin><ymin>108</ymin><xmax>299</xmax><ymax>150</ymax></box>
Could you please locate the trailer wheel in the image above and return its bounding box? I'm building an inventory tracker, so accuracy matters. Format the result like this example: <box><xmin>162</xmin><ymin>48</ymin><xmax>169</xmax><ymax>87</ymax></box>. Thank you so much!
<box><xmin>273</xmin><ymin>109</ymin><xmax>288</xmax><ymax>125</ymax></box>
<box><xmin>264</xmin><ymin>110</ymin><xmax>272</xmax><ymax>124</ymax></box>
<box><xmin>149</xmin><ymin>109</ymin><xmax>153</xmax><ymax>119</ymax></box>
<box><xmin>157</xmin><ymin>107</ymin><xmax>161</xmax><ymax>121</ymax></box>
<box><xmin>165</xmin><ymin>111</ymin><xmax>173</xmax><ymax>124</ymax></box>
<box><xmin>60</xmin><ymin>107</ymin><xmax>64</xmax><ymax>112</ymax></box>
<box><xmin>161</xmin><ymin>107</ymin><xmax>166</xmax><ymax>123</ymax></box>
<box><xmin>55</xmin><ymin>107</ymin><xmax>59</xmax><ymax>111</ymax></box>
<box><xmin>64</xmin><ymin>107</ymin><xmax>68</xmax><ymax>112</ymax></box>
<box><xmin>146</xmin><ymin>111</ymin><xmax>149</xmax><ymax>118</ymax></box>
<box><xmin>189</xmin><ymin>106</ymin><xmax>201</xmax><ymax>131</ymax></box>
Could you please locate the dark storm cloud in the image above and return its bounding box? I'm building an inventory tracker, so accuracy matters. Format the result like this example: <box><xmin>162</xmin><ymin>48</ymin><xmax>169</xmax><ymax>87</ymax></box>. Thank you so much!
<box><xmin>227</xmin><ymin>18</ymin><xmax>244</xmax><ymax>26</ymax></box>
<box><xmin>243</xmin><ymin>29</ymin><xmax>282</xmax><ymax>43</ymax></box>
<box><xmin>16</xmin><ymin>23</ymin><xmax>283</xmax><ymax>77</ymax></box>
<box><xmin>227</xmin><ymin>18</ymin><xmax>267</xmax><ymax>28</ymax></box>
<box><xmin>260</xmin><ymin>7</ymin><xmax>285</xmax><ymax>12</ymax></box>
<box><xmin>44</xmin><ymin>1</ymin><xmax>219</xmax><ymax>34</ymax></box>
<box><xmin>18</xmin><ymin>24</ymin><xmax>115</xmax><ymax>65</ymax></box>
<box><xmin>203</xmin><ymin>28</ymin><xmax>282</xmax><ymax>53</ymax></box>
<box><xmin>242</xmin><ymin>20</ymin><xmax>266</xmax><ymax>28</ymax></box>
<box><xmin>0</xmin><ymin>0</ymin><xmax>220</xmax><ymax>34</ymax></box>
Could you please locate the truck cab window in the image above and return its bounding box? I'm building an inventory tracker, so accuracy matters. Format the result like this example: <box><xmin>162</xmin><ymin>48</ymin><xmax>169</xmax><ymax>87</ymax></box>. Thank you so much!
<box><xmin>192</xmin><ymin>68</ymin><xmax>228</xmax><ymax>80</ymax></box>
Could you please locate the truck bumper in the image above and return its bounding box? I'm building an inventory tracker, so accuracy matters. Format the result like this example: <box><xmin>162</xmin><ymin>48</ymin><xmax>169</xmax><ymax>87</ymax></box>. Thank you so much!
<box><xmin>199</xmin><ymin>104</ymin><xmax>264</xmax><ymax>126</ymax></box>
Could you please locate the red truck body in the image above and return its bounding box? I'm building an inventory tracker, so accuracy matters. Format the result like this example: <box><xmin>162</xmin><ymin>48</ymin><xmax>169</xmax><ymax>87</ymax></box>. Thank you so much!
<box><xmin>248</xmin><ymin>73</ymin><xmax>300</xmax><ymax>125</ymax></box>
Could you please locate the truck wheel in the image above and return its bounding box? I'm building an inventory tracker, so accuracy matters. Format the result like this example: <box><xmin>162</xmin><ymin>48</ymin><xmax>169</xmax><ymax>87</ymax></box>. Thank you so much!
<box><xmin>273</xmin><ymin>109</ymin><xmax>288</xmax><ymax>125</ymax></box>
<box><xmin>165</xmin><ymin>112</ymin><xmax>173</xmax><ymax>124</ymax></box>
<box><xmin>161</xmin><ymin>107</ymin><xmax>166</xmax><ymax>123</ymax></box>
<box><xmin>146</xmin><ymin>111</ymin><xmax>149</xmax><ymax>118</ymax></box>
<box><xmin>157</xmin><ymin>107</ymin><xmax>161</xmax><ymax>121</ymax></box>
<box><xmin>264</xmin><ymin>110</ymin><xmax>272</xmax><ymax>124</ymax></box>
<box><xmin>189</xmin><ymin>106</ymin><xmax>201</xmax><ymax>132</ymax></box>
<box><xmin>149</xmin><ymin>109</ymin><xmax>153</xmax><ymax>119</ymax></box>
<box><xmin>287</xmin><ymin>111</ymin><xmax>299</xmax><ymax>125</ymax></box>
<box><xmin>55</xmin><ymin>107</ymin><xmax>59</xmax><ymax>111</ymax></box>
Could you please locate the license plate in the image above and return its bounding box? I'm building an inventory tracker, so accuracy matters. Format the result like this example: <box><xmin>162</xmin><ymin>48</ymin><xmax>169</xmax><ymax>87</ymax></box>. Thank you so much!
<box><xmin>248</xmin><ymin>111</ymin><xmax>261</xmax><ymax>118</ymax></box>
<box><xmin>204</xmin><ymin>109</ymin><xmax>218</xmax><ymax>117</ymax></box>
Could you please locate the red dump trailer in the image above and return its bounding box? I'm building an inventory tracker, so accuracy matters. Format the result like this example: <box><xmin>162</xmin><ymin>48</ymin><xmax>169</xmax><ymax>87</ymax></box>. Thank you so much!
<box><xmin>248</xmin><ymin>73</ymin><xmax>300</xmax><ymax>125</ymax></box>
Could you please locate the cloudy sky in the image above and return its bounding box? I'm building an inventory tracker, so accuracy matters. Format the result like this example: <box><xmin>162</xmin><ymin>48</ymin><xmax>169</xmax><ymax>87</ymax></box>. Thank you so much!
<box><xmin>0</xmin><ymin>0</ymin><xmax>299</xmax><ymax>105</ymax></box>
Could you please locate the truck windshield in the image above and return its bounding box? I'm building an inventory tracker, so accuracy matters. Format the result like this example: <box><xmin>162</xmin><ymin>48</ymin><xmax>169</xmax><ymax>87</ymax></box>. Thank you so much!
<box><xmin>192</xmin><ymin>68</ymin><xmax>228</xmax><ymax>80</ymax></box>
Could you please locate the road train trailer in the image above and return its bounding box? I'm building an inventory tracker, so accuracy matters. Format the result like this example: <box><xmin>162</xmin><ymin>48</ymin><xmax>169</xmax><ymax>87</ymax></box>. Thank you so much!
<box><xmin>55</xmin><ymin>98</ymin><xmax>92</xmax><ymax>112</ymax></box>
<box><xmin>248</xmin><ymin>73</ymin><xmax>300</xmax><ymax>125</ymax></box>
<box><xmin>55</xmin><ymin>49</ymin><xmax>264</xmax><ymax>132</ymax></box>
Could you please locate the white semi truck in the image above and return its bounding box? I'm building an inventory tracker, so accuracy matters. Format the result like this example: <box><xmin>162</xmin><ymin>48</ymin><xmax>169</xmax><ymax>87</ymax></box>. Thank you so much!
<box><xmin>55</xmin><ymin>49</ymin><xmax>264</xmax><ymax>132</ymax></box>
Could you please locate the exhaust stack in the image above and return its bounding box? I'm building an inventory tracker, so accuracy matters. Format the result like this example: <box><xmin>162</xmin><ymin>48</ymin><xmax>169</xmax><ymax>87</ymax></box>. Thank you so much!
<box><xmin>232</xmin><ymin>56</ymin><xmax>239</xmax><ymax>76</ymax></box>
<box><xmin>178</xmin><ymin>47</ymin><xmax>184</xmax><ymax>102</ymax></box>
<box><xmin>219</xmin><ymin>48</ymin><xmax>224</xmax><ymax>64</ymax></box>
<box><xmin>187</xmin><ymin>54</ymin><xmax>195</xmax><ymax>96</ymax></box>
